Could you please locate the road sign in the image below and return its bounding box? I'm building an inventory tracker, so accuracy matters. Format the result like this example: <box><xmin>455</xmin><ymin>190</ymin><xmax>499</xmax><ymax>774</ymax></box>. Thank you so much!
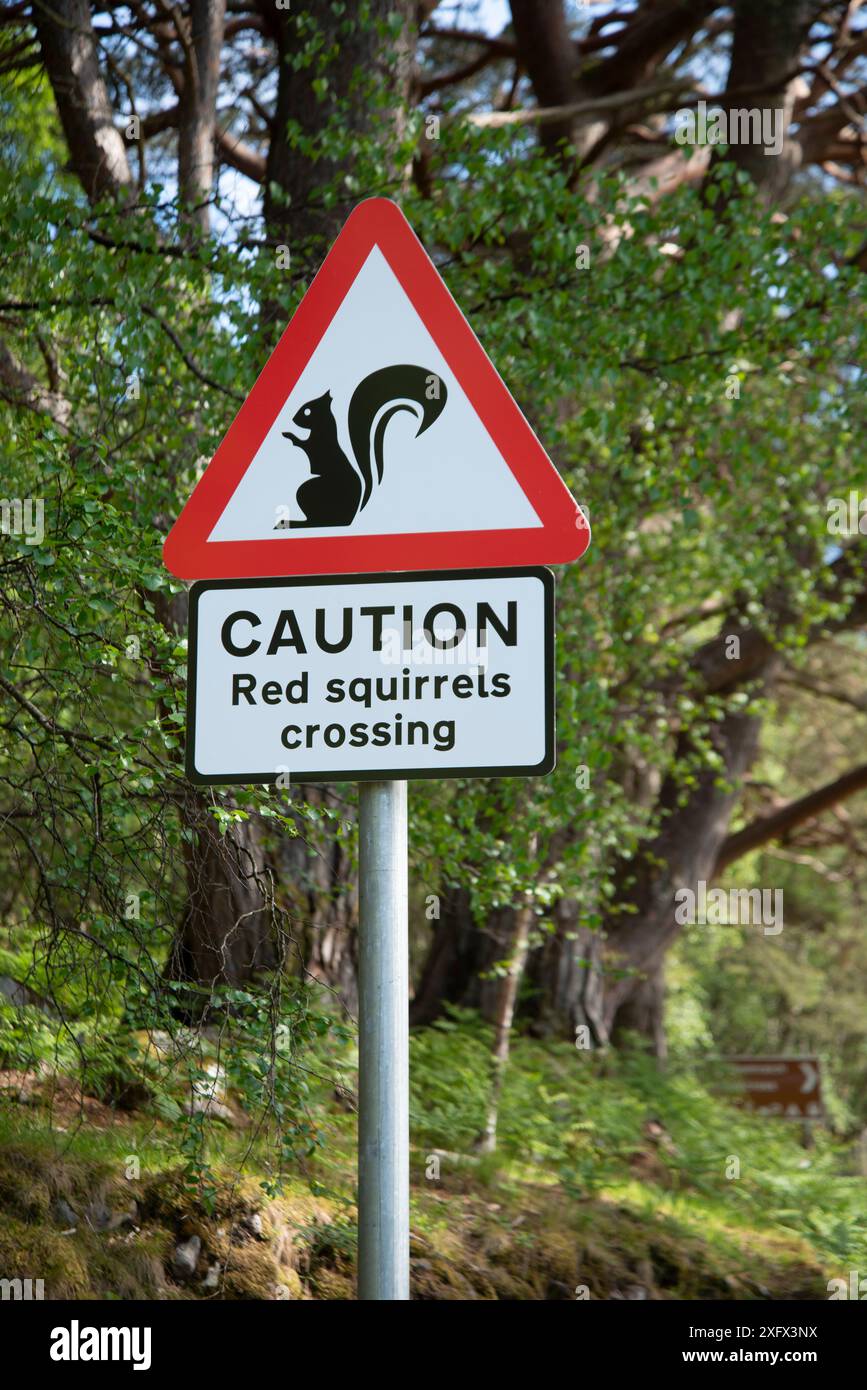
<box><xmin>162</xmin><ymin>197</ymin><xmax>589</xmax><ymax>580</ymax></box>
<box><xmin>186</xmin><ymin>567</ymin><xmax>554</xmax><ymax>784</ymax></box>
<box><xmin>726</xmin><ymin>1057</ymin><xmax>823</xmax><ymax>1119</ymax></box>
<box><xmin>163</xmin><ymin>197</ymin><xmax>593</xmax><ymax>1303</ymax></box>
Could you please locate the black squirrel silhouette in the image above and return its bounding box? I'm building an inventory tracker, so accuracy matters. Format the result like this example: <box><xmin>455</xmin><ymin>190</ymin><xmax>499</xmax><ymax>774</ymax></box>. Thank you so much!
<box><xmin>277</xmin><ymin>364</ymin><xmax>447</xmax><ymax>529</ymax></box>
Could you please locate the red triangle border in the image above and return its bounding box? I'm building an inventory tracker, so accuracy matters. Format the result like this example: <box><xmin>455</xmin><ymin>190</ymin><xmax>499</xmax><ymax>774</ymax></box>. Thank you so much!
<box><xmin>162</xmin><ymin>198</ymin><xmax>590</xmax><ymax>579</ymax></box>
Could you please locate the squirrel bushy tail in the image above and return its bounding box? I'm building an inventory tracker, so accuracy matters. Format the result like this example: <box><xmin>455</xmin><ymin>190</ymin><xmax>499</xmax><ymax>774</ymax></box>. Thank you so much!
<box><xmin>348</xmin><ymin>364</ymin><xmax>447</xmax><ymax>510</ymax></box>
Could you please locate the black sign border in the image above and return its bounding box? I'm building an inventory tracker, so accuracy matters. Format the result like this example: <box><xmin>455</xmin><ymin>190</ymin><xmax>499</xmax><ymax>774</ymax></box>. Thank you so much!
<box><xmin>185</xmin><ymin>566</ymin><xmax>555</xmax><ymax>785</ymax></box>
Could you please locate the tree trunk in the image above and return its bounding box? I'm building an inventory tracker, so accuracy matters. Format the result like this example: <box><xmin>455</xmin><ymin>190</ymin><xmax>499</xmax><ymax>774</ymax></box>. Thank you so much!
<box><xmin>277</xmin><ymin>785</ymin><xmax>360</xmax><ymax>1015</ymax></box>
<box><xmin>608</xmin><ymin>962</ymin><xmax>668</xmax><ymax>1059</ymax></box>
<box><xmin>600</xmin><ymin>696</ymin><xmax>772</xmax><ymax>1052</ymax></box>
<box><xmin>710</xmin><ymin>0</ymin><xmax>814</xmax><ymax>200</ymax></box>
<box><xmin>167</xmin><ymin>792</ymin><xmax>282</xmax><ymax>998</ymax></box>
<box><xmin>259</xmin><ymin>0</ymin><xmax>415</xmax><ymax>292</ymax></box>
<box><xmin>410</xmin><ymin>886</ymin><xmax>484</xmax><ymax>1025</ymax></box>
<box><xmin>477</xmin><ymin>903</ymin><xmax>534</xmax><ymax>1152</ymax></box>
<box><xmin>34</xmin><ymin>0</ymin><xmax>134</xmax><ymax>203</ymax></box>
<box><xmin>410</xmin><ymin>894</ymin><xmax>536</xmax><ymax>1027</ymax></box>
<box><xmin>150</xmin><ymin>587</ymin><xmax>281</xmax><ymax>997</ymax></box>
<box><xmin>177</xmin><ymin>0</ymin><xmax>227</xmax><ymax>233</ymax></box>
<box><xmin>524</xmin><ymin>899</ymin><xmax>607</xmax><ymax>1044</ymax></box>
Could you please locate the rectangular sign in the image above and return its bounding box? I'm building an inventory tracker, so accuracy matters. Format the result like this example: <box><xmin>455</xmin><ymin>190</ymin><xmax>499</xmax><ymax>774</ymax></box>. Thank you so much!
<box><xmin>186</xmin><ymin>567</ymin><xmax>554</xmax><ymax>784</ymax></box>
<box><xmin>724</xmin><ymin>1057</ymin><xmax>823</xmax><ymax>1119</ymax></box>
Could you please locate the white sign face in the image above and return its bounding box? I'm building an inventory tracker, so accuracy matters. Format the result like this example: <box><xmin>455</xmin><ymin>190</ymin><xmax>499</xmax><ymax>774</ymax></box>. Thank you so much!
<box><xmin>208</xmin><ymin>248</ymin><xmax>542</xmax><ymax>543</ymax></box>
<box><xmin>186</xmin><ymin>568</ymin><xmax>554</xmax><ymax>784</ymax></box>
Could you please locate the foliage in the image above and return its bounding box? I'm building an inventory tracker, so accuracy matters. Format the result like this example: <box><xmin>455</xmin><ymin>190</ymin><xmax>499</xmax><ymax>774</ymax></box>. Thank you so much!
<box><xmin>2</xmin><ymin>1</ymin><xmax>867</xmax><ymax>1300</ymax></box>
<box><xmin>410</xmin><ymin>1012</ymin><xmax>867</xmax><ymax>1273</ymax></box>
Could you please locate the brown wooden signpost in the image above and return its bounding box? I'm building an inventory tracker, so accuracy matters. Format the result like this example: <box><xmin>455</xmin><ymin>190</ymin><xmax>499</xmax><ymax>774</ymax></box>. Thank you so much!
<box><xmin>725</xmin><ymin>1056</ymin><xmax>823</xmax><ymax>1119</ymax></box>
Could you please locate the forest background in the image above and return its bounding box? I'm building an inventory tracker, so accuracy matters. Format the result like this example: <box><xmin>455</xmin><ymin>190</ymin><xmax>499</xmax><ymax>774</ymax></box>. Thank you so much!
<box><xmin>1</xmin><ymin>0</ymin><xmax>866</xmax><ymax>1301</ymax></box>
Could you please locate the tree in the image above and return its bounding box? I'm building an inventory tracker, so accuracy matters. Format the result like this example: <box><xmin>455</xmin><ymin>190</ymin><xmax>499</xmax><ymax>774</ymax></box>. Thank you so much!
<box><xmin>1</xmin><ymin>0</ymin><xmax>866</xmax><ymax>1072</ymax></box>
<box><xmin>10</xmin><ymin>0</ymin><xmax>415</xmax><ymax>1006</ymax></box>
<box><xmin>409</xmin><ymin>0</ymin><xmax>867</xmax><ymax>1052</ymax></box>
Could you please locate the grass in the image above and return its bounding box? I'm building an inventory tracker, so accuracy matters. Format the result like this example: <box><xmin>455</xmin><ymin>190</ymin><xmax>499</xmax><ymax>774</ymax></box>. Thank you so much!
<box><xmin>0</xmin><ymin>1005</ymin><xmax>862</xmax><ymax>1299</ymax></box>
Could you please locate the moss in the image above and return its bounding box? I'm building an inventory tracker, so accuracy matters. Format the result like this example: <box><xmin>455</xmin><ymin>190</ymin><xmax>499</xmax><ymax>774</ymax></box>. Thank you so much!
<box><xmin>0</xmin><ymin>1082</ymin><xmax>839</xmax><ymax>1302</ymax></box>
<box><xmin>216</xmin><ymin>1243</ymin><xmax>283</xmax><ymax>1300</ymax></box>
<box><xmin>0</xmin><ymin>1148</ymin><xmax>53</xmax><ymax>1223</ymax></box>
<box><xmin>0</xmin><ymin>1127</ymin><xmax>171</xmax><ymax>1299</ymax></box>
<box><xmin>0</xmin><ymin>1215</ymin><xmax>90</xmax><ymax>1297</ymax></box>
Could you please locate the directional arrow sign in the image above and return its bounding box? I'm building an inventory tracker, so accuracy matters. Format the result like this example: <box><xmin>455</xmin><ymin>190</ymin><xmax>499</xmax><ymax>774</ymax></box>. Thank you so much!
<box><xmin>162</xmin><ymin>198</ymin><xmax>589</xmax><ymax>580</ymax></box>
<box><xmin>722</xmin><ymin>1056</ymin><xmax>823</xmax><ymax>1119</ymax></box>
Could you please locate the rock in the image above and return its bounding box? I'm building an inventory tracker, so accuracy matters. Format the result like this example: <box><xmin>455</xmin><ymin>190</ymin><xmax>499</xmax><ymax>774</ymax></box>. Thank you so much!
<box><xmin>0</xmin><ymin>976</ymin><xmax>30</xmax><ymax>1008</ymax></box>
<box><xmin>53</xmin><ymin>1197</ymin><xmax>78</xmax><ymax>1228</ymax></box>
<box><xmin>85</xmin><ymin>1197</ymin><xmax>114</xmax><ymax>1231</ymax></box>
<box><xmin>232</xmin><ymin>1210</ymin><xmax>264</xmax><ymax>1244</ymax></box>
<box><xmin>186</xmin><ymin>1063</ymin><xmax>234</xmax><ymax>1122</ymax></box>
<box><xmin>0</xmin><ymin>976</ymin><xmax>53</xmax><ymax>1012</ymax></box>
<box><xmin>106</xmin><ymin>1204</ymin><xmax>138</xmax><ymax>1232</ymax></box>
<box><xmin>201</xmin><ymin>1261</ymin><xmax>221</xmax><ymax>1291</ymax></box>
<box><xmin>172</xmin><ymin>1234</ymin><xmax>202</xmax><ymax>1281</ymax></box>
<box><xmin>241</xmin><ymin>1212</ymin><xmax>263</xmax><ymax>1240</ymax></box>
<box><xmin>102</xmin><ymin>1074</ymin><xmax>153</xmax><ymax>1113</ymax></box>
<box><xmin>186</xmin><ymin>1095</ymin><xmax>234</xmax><ymax>1122</ymax></box>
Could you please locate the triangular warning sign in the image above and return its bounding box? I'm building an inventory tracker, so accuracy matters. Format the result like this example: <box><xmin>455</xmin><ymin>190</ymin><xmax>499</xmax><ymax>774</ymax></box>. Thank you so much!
<box><xmin>163</xmin><ymin>198</ymin><xmax>590</xmax><ymax>579</ymax></box>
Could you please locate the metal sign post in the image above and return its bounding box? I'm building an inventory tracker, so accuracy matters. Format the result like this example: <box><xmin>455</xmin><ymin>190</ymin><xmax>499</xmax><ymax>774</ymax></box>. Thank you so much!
<box><xmin>357</xmin><ymin>780</ymin><xmax>409</xmax><ymax>1300</ymax></box>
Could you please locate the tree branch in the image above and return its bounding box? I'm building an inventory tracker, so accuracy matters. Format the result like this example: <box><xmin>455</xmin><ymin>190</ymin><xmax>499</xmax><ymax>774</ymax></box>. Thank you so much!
<box><xmin>714</xmin><ymin>761</ymin><xmax>867</xmax><ymax>873</ymax></box>
<box><xmin>420</xmin><ymin>25</ymin><xmax>517</xmax><ymax>58</ymax></box>
<box><xmin>0</xmin><ymin>336</ymin><xmax>71</xmax><ymax>430</ymax></box>
<box><xmin>139</xmin><ymin>305</ymin><xmax>244</xmax><ymax>400</ymax></box>
<box><xmin>215</xmin><ymin>124</ymin><xmax>266</xmax><ymax>182</ymax></box>
<box><xmin>467</xmin><ymin>78</ymin><xmax>698</xmax><ymax>129</ymax></box>
<box><xmin>420</xmin><ymin>48</ymin><xmax>506</xmax><ymax>97</ymax></box>
<box><xmin>780</xmin><ymin>669</ymin><xmax>867</xmax><ymax>713</ymax></box>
